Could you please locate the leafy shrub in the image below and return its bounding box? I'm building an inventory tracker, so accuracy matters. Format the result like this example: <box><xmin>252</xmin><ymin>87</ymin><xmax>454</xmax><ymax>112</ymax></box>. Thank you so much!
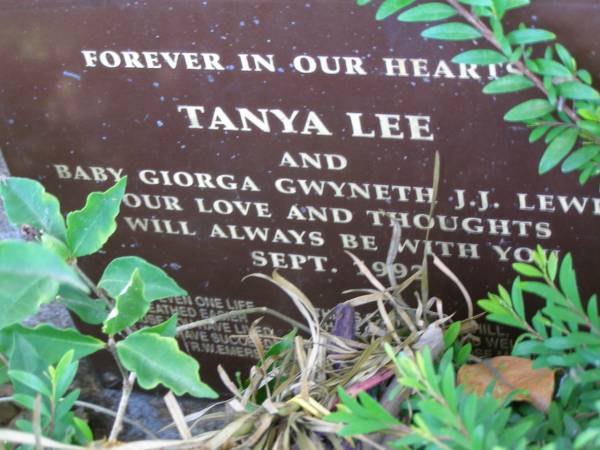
<box><xmin>358</xmin><ymin>0</ymin><xmax>600</xmax><ymax>184</ymax></box>
<box><xmin>0</xmin><ymin>176</ymin><xmax>217</xmax><ymax>444</ymax></box>
<box><xmin>327</xmin><ymin>248</ymin><xmax>600</xmax><ymax>449</ymax></box>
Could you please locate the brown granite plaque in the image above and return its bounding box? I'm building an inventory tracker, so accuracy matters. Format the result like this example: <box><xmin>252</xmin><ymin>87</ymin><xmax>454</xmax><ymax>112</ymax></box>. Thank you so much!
<box><xmin>1</xmin><ymin>0</ymin><xmax>599</xmax><ymax>387</ymax></box>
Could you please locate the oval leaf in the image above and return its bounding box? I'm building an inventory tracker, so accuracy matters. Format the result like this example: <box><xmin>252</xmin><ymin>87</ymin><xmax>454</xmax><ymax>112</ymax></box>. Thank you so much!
<box><xmin>2</xmin><ymin>324</ymin><xmax>105</xmax><ymax>364</ymax></box>
<box><xmin>452</xmin><ymin>49</ymin><xmax>507</xmax><ymax>65</ymax></box>
<box><xmin>103</xmin><ymin>270</ymin><xmax>148</xmax><ymax>336</ymax></box>
<box><xmin>539</xmin><ymin>128</ymin><xmax>579</xmax><ymax>174</ymax></box>
<box><xmin>141</xmin><ymin>314</ymin><xmax>178</xmax><ymax>338</ymax></box>
<box><xmin>397</xmin><ymin>2</ymin><xmax>457</xmax><ymax>22</ymax></box>
<box><xmin>512</xmin><ymin>263</ymin><xmax>544</xmax><ymax>278</ymax></box>
<box><xmin>116</xmin><ymin>332</ymin><xmax>217</xmax><ymax>398</ymax></box>
<box><xmin>561</xmin><ymin>145</ymin><xmax>600</xmax><ymax>173</ymax></box>
<box><xmin>0</xmin><ymin>177</ymin><xmax>66</xmax><ymax>241</ymax></box>
<box><xmin>99</xmin><ymin>256</ymin><xmax>186</xmax><ymax>301</ymax></box>
<box><xmin>558</xmin><ymin>82</ymin><xmax>600</xmax><ymax>101</ymax></box>
<box><xmin>532</xmin><ymin>59</ymin><xmax>572</xmax><ymax>78</ymax></box>
<box><xmin>375</xmin><ymin>0</ymin><xmax>416</xmax><ymax>20</ymax></box>
<box><xmin>57</xmin><ymin>285</ymin><xmax>109</xmax><ymax>325</ymax></box>
<box><xmin>483</xmin><ymin>74</ymin><xmax>534</xmax><ymax>94</ymax></box>
<box><xmin>507</xmin><ymin>28</ymin><xmax>556</xmax><ymax>45</ymax></box>
<box><xmin>422</xmin><ymin>22</ymin><xmax>482</xmax><ymax>41</ymax></box>
<box><xmin>504</xmin><ymin>99</ymin><xmax>554</xmax><ymax>122</ymax></box>
<box><xmin>0</xmin><ymin>241</ymin><xmax>87</xmax><ymax>329</ymax></box>
<box><xmin>459</xmin><ymin>0</ymin><xmax>491</xmax><ymax>5</ymax></box>
<box><xmin>66</xmin><ymin>176</ymin><xmax>127</xmax><ymax>257</ymax></box>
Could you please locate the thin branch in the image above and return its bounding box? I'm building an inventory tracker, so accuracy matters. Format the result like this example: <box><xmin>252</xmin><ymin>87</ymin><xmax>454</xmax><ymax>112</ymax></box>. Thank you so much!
<box><xmin>176</xmin><ymin>306</ymin><xmax>310</xmax><ymax>335</ymax></box>
<box><xmin>108</xmin><ymin>337</ymin><xmax>128</xmax><ymax>381</ymax></box>
<box><xmin>74</xmin><ymin>264</ymin><xmax>113</xmax><ymax>308</ymax></box>
<box><xmin>108</xmin><ymin>372</ymin><xmax>137</xmax><ymax>443</ymax></box>
<box><xmin>445</xmin><ymin>0</ymin><xmax>581</xmax><ymax>124</ymax></box>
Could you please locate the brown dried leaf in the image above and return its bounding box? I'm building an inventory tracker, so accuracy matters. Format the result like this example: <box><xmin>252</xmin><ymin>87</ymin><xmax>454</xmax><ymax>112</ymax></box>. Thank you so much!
<box><xmin>457</xmin><ymin>356</ymin><xmax>555</xmax><ymax>413</ymax></box>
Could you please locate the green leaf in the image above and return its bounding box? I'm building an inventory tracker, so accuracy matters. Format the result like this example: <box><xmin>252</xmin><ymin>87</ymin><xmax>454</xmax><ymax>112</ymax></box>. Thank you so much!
<box><xmin>459</xmin><ymin>0</ymin><xmax>491</xmax><ymax>5</ymax></box>
<box><xmin>8</xmin><ymin>370</ymin><xmax>51</xmax><ymax>398</ymax></box>
<box><xmin>421</xmin><ymin>22</ymin><xmax>482</xmax><ymax>41</ymax></box>
<box><xmin>326</xmin><ymin>387</ymin><xmax>401</xmax><ymax>436</ymax></box>
<box><xmin>66</xmin><ymin>177</ymin><xmax>127</xmax><ymax>257</ymax></box>
<box><xmin>547</xmin><ymin>252</ymin><xmax>559</xmax><ymax>281</ymax></box>
<box><xmin>73</xmin><ymin>417</ymin><xmax>93</xmax><ymax>444</ymax></box>
<box><xmin>558</xmin><ymin>82</ymin><xmax>600</xmax><ymax>101</ymax></box>
<box><xmin>452</xmin><ymin>49</ymin><xmax>507</xmax><ymax>65</ymax></box>
<box><xmin>443</xmin><ymin>322</ymin><xmax>461</xmax><ymax>348</ymax></box>
<box><xmin>578</xmin><ymin>120</ymin><xmax>600</xmax><ymax>137</ymax></box>
<box><xmin>529</xmin><ymin>125</ymin><xmax>550</xmax><ymax>143</ymax></box>
<box><xmin>12</xmin><ymin>394</ymin><xmax>50</xmax><ymax>417</ymax></box>
<box><xmin>511</xmin><ymin>278</ymin><xmax>525</xmax><ymax>319</ymax></box>
<box><xmin>561</xmin><ymin>145</ymin><xmax>600</xmax><ymax>173</ymax></box>
<box><xmin>99</xmin><ymin>256</ymin><xmax>186</xmax><ymax>301</ymax></box>
<box><xmin>54</xmin><ymin>350</ymin><xmax>77</xmax><ymax>399</ymax></box>
<box><xmin>55</xmin><ymin>388</ymin><xmax>79</xmax><ymax>421</ymax></box>
<box><xmin>116</xmin><ymin>332</ymin><xmax>217</xmax><ymax>398</ymax></box>
<box><xmin>2</xmin><ymin>324</ymin><xmax>105</xmax><ymax>365</ymax></box>
<box><xmin>545</xmin><ymin>125</ymin><xmax>566</xmax><ymax>143</ymax></box>
<box><xmin>103</xmin><ymin>270</ymin><xmax>148</xmax><ymax>335</ymax></box>
<box><xmin>532</xmin><ymin>59</ymin><xmax>572</xmax><ymax>78</ymax></box>
<box><xmin>397</xmin><ymin>2</ymin><xmax>457</xmax><ymax>22</ymax></box>
<box><xmin>577</xmin><ymin>69</ymin><xmax>592</xmax><ymax>85</ymax></box>
<box><xmin>507</xmin><ymin>28</ymin><xmax>556</xmax><ymax>45</ymax></box>
<box><xmin>356</xmin><ymin>0</ymin><xmax>372</xmax><ymax>5</ymax></box>
<box><xmin>539</xmin><ymin>128</ymin><xmax>579</xmax><ymax>175</ymax></box>
<box><xmin>263</xmin><ymin>329</ymin><xmax>297</xmax><ymax>361</ymax></box>
<box><xmin>57</xmin><ymin>285</ymin><xmax>108</xmax><ymax>325</ymax></box>
<box><xmin>483</xmin><ymin>74</ymin><xmax>534</xmax><ymax>94</ymax></box>
<box><xmin>4</xmin><ymin>332</ymin><xmax>48</xmax><ymax>393</ymax></box>
<box><xmin>555</xmin><ymin>43</ymin><xmax>575</xmax><ymax>71</ymax></box>
<box><xmin>375</xmin><ymin>0</ymin><xmax>416</xmax><ymax>20</ymax></box>
<box><xmin>0</xmin><ymin>241</ymin><xmax>87</xmax><ymax>330</ymax></box>
<box><xmin>578</xmin><ymin>165</ymin><xmax>594</xmax><ymax>185</ymax></box>
<box><xmin>491</xmin><ymin>0</ymin><xmax>508</xmax><ymax>18</ymax></box>
<box><xmin>506</xmin><ymin>0</ymin><xmax>530</xmax><ymax>9</ymax></box>
<box><xmin>455</xmin><ymin>342</ymin><xmax>472</xmax><ymax>366</ymax></box>
<box><xmin>0</xmin><ymin>177</ymin><xmax>66</xmax><ymax>241</ymax></box>
<box><xmin>559</xmin><ymin>254</ymin><xmax>582</xmax><ymax>311</ymax></box>
<box><xmin>519</xmin><ymin>281</ymin><xmax>559</xmax><ymax>301</ymax></box>
<box><xmin>40</xmin><ymin>233</ymin><xmax>72</xmax><ymax>260</ymax></box>
<box><xmin>504</xmin><ymin>99</ymin><xmax>554</xmax><ymax>122</ymax></box>
<box><xmin>139</xmin><ymin>315</ymin><xmax>178</xmax><ymax>337</ymax></box>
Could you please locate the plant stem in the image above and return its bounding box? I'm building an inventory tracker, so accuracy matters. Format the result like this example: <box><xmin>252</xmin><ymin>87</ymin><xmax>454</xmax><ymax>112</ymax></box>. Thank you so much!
<box><xmin>108</xmin><ymin>372</ymin><xmax>136</xmax><ymax>443</ymax></box>
<box><xmin>74</xmin><ymin>264</ymin><xmax>113</xmax><ymax>308</ymax></box>
<box><xmin>176</xmin><ymin>306</ymin><xmax>310</xmax><ymax>335</ymax></box>
<box><xmin>108</xmin><ymin>337</ymin><xmax>128</xmax><ymax>381</ymax></box>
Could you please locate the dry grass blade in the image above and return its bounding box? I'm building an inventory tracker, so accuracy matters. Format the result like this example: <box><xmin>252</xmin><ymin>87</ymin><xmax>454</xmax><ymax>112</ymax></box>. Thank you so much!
<box><xmin>385</xmin><ymin>218</ymin><xmax>403</xmax><ymax>289</ymax></box>
<box><xmin>217</xmin><ymin>365</ymin><xmax>243</xmax><ymax>400</ymax></box>
<box><xmin>0</xmin><ymin>429</ymin><xmax>82</xmax><ymax>450</ymax></box>
<box><xmin>242</xmin><ymin>413</ymin><xmax>273</xmax><ymax>447</ymax></box>
<box><xmin>420</xmin><ymin>151</ymin><xmax>441</xmax><ymax>304</ymax></box>
<box><xmin>248</xmin><ymin>318</ymin><xmax>266</xmax><ymax>360</ymax></box>
<box><xmin>33</xmin><ymin>394</ymin><xmax>42</xmax><ymax>450</ymax></box>
<box><xmin>164</xmin><ymin>391</ymin><xmax>192</xmax><ymax>440</ymax></box>
<box><xmin>346</xmin><ymin>251</ymin><xmax>417</xmax><ymax>333</ymax></box>
<box><xmin>432</xmin><ymin>253</ymin><xmax>474</xmax><ymax>318</ymax></box>
<box><xmin>205</xmin><ymin>411</ymin><xmax>258</xmax><ymax>449</ymax></box>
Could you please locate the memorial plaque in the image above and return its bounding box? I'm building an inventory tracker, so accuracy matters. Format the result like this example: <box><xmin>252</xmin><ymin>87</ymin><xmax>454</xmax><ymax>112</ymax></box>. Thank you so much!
<box><xmin>1</xmin><ymin>0</ymin><xmax>599</xmax><ymax>387</ymax></box>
